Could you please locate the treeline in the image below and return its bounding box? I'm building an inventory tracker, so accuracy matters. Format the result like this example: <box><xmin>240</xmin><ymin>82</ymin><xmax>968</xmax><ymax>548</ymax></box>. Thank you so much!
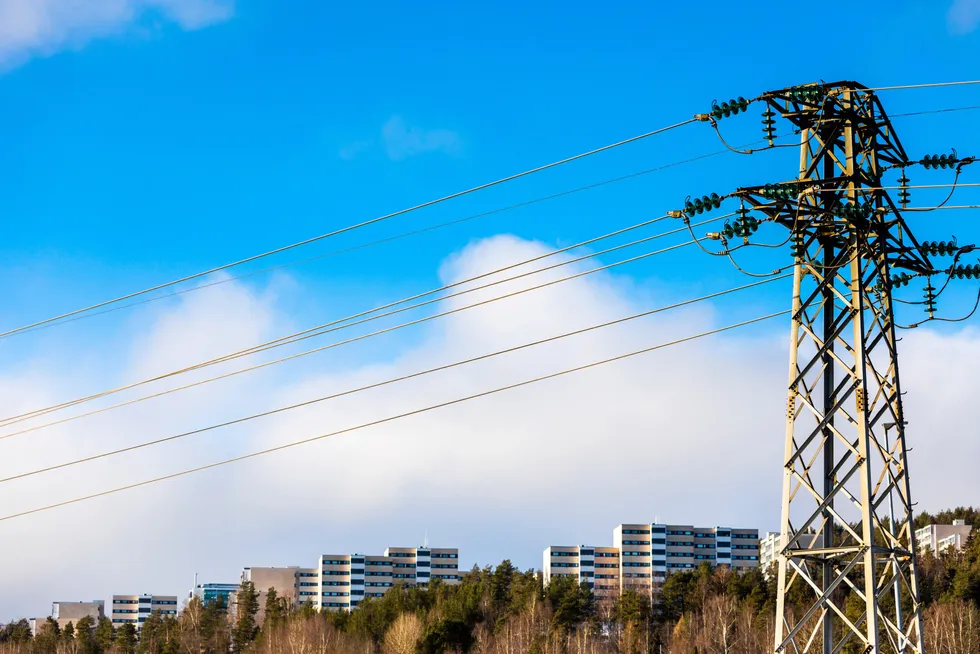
<box><xmin>2</xmin><ymin>510</ymin><xmax>978</xmax><ymax>654</ymax></box>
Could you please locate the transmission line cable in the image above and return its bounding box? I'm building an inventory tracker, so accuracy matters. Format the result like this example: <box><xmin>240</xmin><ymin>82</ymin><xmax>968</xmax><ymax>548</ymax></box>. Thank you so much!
<box><xmin>0</xmin><ymin>217</ymin><xmax>732</xmax><ymax>439</ymax></box>
<box><xmin>0</xmin><ymin>276</ymin><xmax>789</xmax><ymax>483</ymax></box>
<box><xmin>0</xmin><ymin>310</ymin><xmax>787</xmax><ymax>522</ymax></box>
<box><xmin>6</xmin><ymin>138</ymin><xmax>783</xmax><ymax>339</ymax></box>
<box><xmin>0</xmin><ymin>120</ymin><xmax>696</xmax><ymax>340</ymax></box>
<box><xmin>891</xmin><ymin>105</ymin><xmax>980</xmax><ymax>118</ymax></box>
<box><xmin>0</xmin><ymin>213</ymin><xmax>731</xmax><ymax>430</ymax></box>
<box><xmin>866</xmin><ymin>80</ymin><xmax>980</xmax><ymax>91</ymax></box>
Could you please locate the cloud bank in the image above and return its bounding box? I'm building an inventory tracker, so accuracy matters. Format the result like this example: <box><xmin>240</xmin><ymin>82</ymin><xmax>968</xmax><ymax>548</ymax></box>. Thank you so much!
<box><xmin>0</xmin><ymin>0</ymin><xmax>234</xmax><ymax>68</ymax></box>
<box><xmin>0</xmin><ymin>234</ymin><xmax>976</xmax><ymax>620</ymax></box>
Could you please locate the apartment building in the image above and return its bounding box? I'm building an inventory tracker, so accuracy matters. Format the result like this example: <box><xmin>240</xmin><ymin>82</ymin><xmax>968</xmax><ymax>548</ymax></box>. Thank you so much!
<box><xmin>542</xmin><ymin>545</ymin><xmax>620</xmax><ymax>602</ymax></box>
<box><xmin>916</xmin><ymin>519</ymin><xmax>974</xmax><ymax>554</ymax></box>
<box><xmin>759</xmin><ymin>532</ymin><xmax>824</xmax><ymax>579</ymax></box>
<box><xmin>110</xmin><ymin>595</ymin><xmax>178</xmax><ymax>629</ymax></box>
<box><xmin>29</xmin><ymin>601</ymin><xmax>105</xmax><ymax>635</ymax></box>
<box><xmin>245</xmin><ymin>547</ymin><xmax>461</xmax><ymax>614</ymax></box>
<box><xmin>543</xmin><ymin>522</ymin><xmax>759</xmax><ymax>598</ymax></box>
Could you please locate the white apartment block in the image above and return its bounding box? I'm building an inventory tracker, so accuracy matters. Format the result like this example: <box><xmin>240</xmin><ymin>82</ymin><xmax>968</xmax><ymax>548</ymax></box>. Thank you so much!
<box><xmin>759</xmin><ymin>531</ymin><xmax>824</xmax><ymax>579</ymax></box>
<box><xmin>542</xmin><ymin>546</ymin><xmax>620</xmax><ymax>602</ymax></box>
<box><xmin>916</xmin><ymin>520</ymin><xmax>974</xmax><ymax>554</ymax></box>
<box><xmin>245</xmin><ymin>547</ymin><xmax>460</xmax><ymax>614</ymax></box>
<box><xmin>544</xmin><ymin>522</ymin><xmax>760</xmax><ymax>599</ymax></box>
<box><xmin>110</xmin><ymin>595</ymin><xmax>178</xmax><ymax>629</ymax></box>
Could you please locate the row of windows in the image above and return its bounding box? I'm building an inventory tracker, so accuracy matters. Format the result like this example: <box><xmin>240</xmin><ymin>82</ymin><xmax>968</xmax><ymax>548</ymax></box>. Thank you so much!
<box><xmin>622</xmin><ymin>562</ymin><xmax>650</xmax><ymax>568</ymax></box>
<box><xmin>366</xmin><ymin>582</ymin><xmax>393</xmax><ymax>587</ymax></box>
<box><xmin>365</xmin><ymin>571</ymin><xmax>390</xmax><ymax>577</ymax></box>
<box><xmin>622</xmin><ymin>529</ymin><xmax>650</xmax><ymax>535</ymax></box>
<box><xmin>298</xmin><ymin>582</ymin><xmax>317</xmax><ymax>587</ymax></box>
<box><xmin>550</xmin><ymin>551</ymin><xmax>576</xmax><ymax>557</ymax></box>
<box><xmin>322</xmin><ymin>559</ymin><xmax>347</xmax><ymax>565</ymax></box>
<box><xmin>297</xmin><ymin>572</ymin><xmax>317</xmax><ymax>578</ymax></box>
<box><xmin>694</xmin><ymin>555</ymin><xmax>716</xmax><ymax>560</ymax></box>
<box><xmin>667</xmin><ymin>563</ymin><xmax>694</xmax><ymax>569</ymax></box>
<box><xmin>733</xmin><ymin>555</ymin><xmax>759</xmax><ymax>560</ymax></box>
<box><xmin>323</xmin><ymin>592</ymin><xmax>349</xmax><ymax>597</ymax></box>
<box><xmin>113</xmin><ymin>610</ymin><xmax>137</xmax><ymax>614</ymax></box>
<box><xmin>596</xmin><ymin>552</ymin><xmax>619</xmax><ymax>558</ymax></box>
<box><xmin>595</xmin><ymin>563</ymin><xmax>617</xmax><ymax>569</ymax></box>
<box><xmin>717</xmin><ymin>553</ymin><xmax>731</xmax><ymax>559</ymax></box>
<box><xmin>667</xmin><ymin>541</ymin><xmax>694</xmax><ymax>547</ymax></box>
<box><xmin>621</xmin><ymin>540</ymin><xmax>648</xmax><ymax>546</ymax></box>
<box><xmin>623</xmin><ymin>573</ymin><xmax>651</xmax><ymax>578</ymax></box>
<box><xmin>112</xmin><ymin>619</ymin><xmax>137</xmax><ymax>624</ymax></box>
<box><xmin>390</xmin><ymin>553</ymin><xmax>413</xmax><ymax>558</ymax></box>
<box><xmin>351</xmin><ymin>558</ymin><xmax>365</xmax><ymax>564</ymax></box>
<box><xmin>622</xmin><ymin>551</ymin><xmax>649</xmax><ymax>557</ymax></box>
<box><xmin>732</xmin><ymin>533</ymin><xmax>758</xmax><ymax>539</ymax></box>
<box><xmin>393</xmin><ymin>573</ymin><xmax>414</xmax><ymax>579</ymax></box>
<box><xmin>596</xmin><ymin>574</ymin><xmax>618</xmax><ymax>579</ymax></box>
<box><xmin>113</xmin><ymin>600</ymin><xmax>137</xmax><ymax>605</ymax></box>
<box><xmin>580</xmin><ymin>549</ymin><xmax>594</xmax><ymax>556</ymax></box>
<box><xmin>432</xmin><ymin>564</ymin><xmax>458</xmax><ymax>569</ymax></box>
<box><xmin>434</xmin><ymin>574</ymin><xmax>461</xmax><ymax>580</ymax></box>
<box><xmin>323</xmin><ymin>581</ymin><xmax>349</xmax><ymax>586</ymax></box>
<box><xmin>551</xmin><ymin>562</ymin><xmax>577</xmax><ymax>568</ymax></box>
<box><xmin>323</xmin><ymin>571</ymin><xmax>349</xmax><ymax>576</ymax></box>
<box><xmin>732</xmin><ymin>544</ymin><xmax>759</xmax><ymax>550</ymax></box>
<box><xmin>596</xmin><ymin>585</ymin><xmax>618</xmax><ymax>590</ymax></box>
<box><xmin>580</xmin><ymin>560</ymin><xmax>593</xmax><ymax>567</ymax></box>
<box><xmin>667</xmin><ymin>530</ymin><xmax>693</xmax><ymax>536</ymax></box>
<box><xmin>432</xmin><ymin>553</ymin><xmax>458</xmax><ymax>558</ymax></box>
<box><xmin>579</xmin><ymin>571</ymin><xmax>594</xmax><ymax>578</ymax></box>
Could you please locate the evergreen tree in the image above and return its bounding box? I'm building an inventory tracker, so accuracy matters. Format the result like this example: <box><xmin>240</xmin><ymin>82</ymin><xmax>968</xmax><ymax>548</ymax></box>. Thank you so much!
<box><xmin>62</xmin><ymin>621</ymin><xmax>76</xmax><ymax>648</ymax></box>
<box><xmin>261</xmin><ymin>587</ymin><xmax>288</xmax><ymax>632</ymax></box>
<box><xmin>94</xmin><ymin>617</ymin><xmax>115</xmax><ymax>654</ymax></box>
<box><xmin>116</xmin><ymin>623</ymin><xmax>137</xmax><ymax>654</ymax></box>
<box><xmin>74</xmin><ymin>616</ymin><xmax>97</xmax><ymax>654</ymax></box>
<box><xmin>231</xmin><ymin>581</ymin><xmax>260</xmax><ymax>653</ymax></box>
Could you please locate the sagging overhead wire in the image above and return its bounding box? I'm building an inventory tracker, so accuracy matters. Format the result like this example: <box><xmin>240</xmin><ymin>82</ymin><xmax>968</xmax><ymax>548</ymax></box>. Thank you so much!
<box><xmin>0</xmin><ymin>215</ymin><xmax>734</xmax><ymax>439</ymax></box>
<box><xmin>5</xmin><ymin>138</ymin><xmax>787</xmax><ymax>340</ymax></box>
<box><xmin>0</xmin><ymin>276</ymin><xmax>790</xmax><ymax>484</ymax></box>
<box><xmin>0</xmin><ymin>310</ymin><xmax>788</xmax><ymax>522</ymax></box>
<box><xmin>890</xmin><ymin>105</ymin><xmax>980</xmax><ymax>119</ymax></box>
<box><xmin>0</xmin><ymin>119</ymin><xmax>697</xmax><ymax>341</ymax></box>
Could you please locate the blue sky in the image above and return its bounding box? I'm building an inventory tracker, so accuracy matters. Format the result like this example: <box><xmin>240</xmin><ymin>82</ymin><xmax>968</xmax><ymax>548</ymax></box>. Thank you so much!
<box><xmin>1</xmin><ymin>0</ymin><xmax>980</xmax><ymax>620</ymax></box>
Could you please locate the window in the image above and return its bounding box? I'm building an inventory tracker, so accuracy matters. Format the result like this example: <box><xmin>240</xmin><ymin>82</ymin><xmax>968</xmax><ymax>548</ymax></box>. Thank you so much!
<box><xmin>580</xmin><ymin>571</ymin><xmax>594</xmax><ymax>578</ymax></box>
<box><xmin>716</xmin><ymin>531</ymin><xmax>731</xmax><ymax>538</ymax></box>
<box><xmin>350</xmin><ymin>579</ymin><xmax>364</xmax><ymax>585</ymax></box>
<box><xmin>417</xmin><ymin>550</ymin><xmax>430</xmax><ymax>556</ymax></box>
<box><xmin>416</xmin><ymin>561</ymin><xmax>429</xmax><ymax>568</ymax></box>
<box><xmin>579</xmin><ymin>549</ymin><xmax>594</xmax><ymax>556</ymax></box>
<box><xmin>321</xmin><ymin>559</ymin><xmax>348</xmax><ymax>565</ymax></box>
<box><xmin>717</xmin><ymin>552</ymin><xmax>731</xmax><ymax>559</ymax></box>
<box><xmin>351</xmin><ymin>569</ymin><xmax>364</xmax><ymax>575</ymax></box>
<box><xmin>651</xmin><ymin>538</ymin><xmax>666</xmax><ymax>545</ymax></box>
<box><xmin>622</xmin><ymin>540</ymin><xmax>649</xmax><ymax>546</ymax></box>
<box><xmin>351</xmin><ymin>557</ymin><xmax>365</xmax><ymax>564</ymax></box>
<box><xmin>417</xmin><ymin>571</ymin><xmax>430</xmax><ymax>577</ymax></box>
<box><xmin>596</xmin><ymin>552</ymin><xmax>619</xmax><ymax>558</ymax></box>
<box><xmin>579</xmin><ymin>560</ymin><xmax>593</xmax><ymax>567</ymax></box>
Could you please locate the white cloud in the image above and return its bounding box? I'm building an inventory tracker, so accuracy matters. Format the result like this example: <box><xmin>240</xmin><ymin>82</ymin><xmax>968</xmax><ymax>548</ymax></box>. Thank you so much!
<box><xmin>0</xmin><ymin>0</ymin><xmax>234</xmax><ymax>68</ymax></box>
<box><xmin>382</xmin><ymin>115</ymin><xmax>460</xmax><ymax>161</ymax></box>
<box><xmin>948</xmin><ymin>0</ymin><xmax>980</xmax><ymax>34</ymax></box>
<box><xmin>0</xmin><ymin>235</ymin><xmax>976</xmax><ymax>620</ymax></box>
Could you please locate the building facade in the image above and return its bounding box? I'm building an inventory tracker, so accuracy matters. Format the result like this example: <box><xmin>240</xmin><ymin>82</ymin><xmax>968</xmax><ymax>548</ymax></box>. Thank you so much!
<box><xmin>542</xmin><ymin>545</ymin><xmax>620</xmax><ymax>602</ymax></box>
<box><xmin>245</xmin><ymin>546</ymin><xmax>460</xmax><ymax>614</ymax></box>
<box><xmin>30</xmin><ymin>601</ymin><xmax>105</xmax><ymax>636</ymax></box>
<box><xmin>544</xmin><ymin>522</ymin><xmax>759</xmax><ymax>599</ymax></box>
<box><xmin>192</xmin><ymin>583</ymin><xmax>240</xmax><ymax>607</ymax></box>
<box><xmin>916</xmin><ymin>520</ymin><xmax>974</xmax><ymax>554</ymax></box>
<box><xmin>759</xmin><ymin>531</ymin><xmax>824</xmax><ymax>579</ymax></box>
<box><xmin>110</xmin><ymin>595</ymin><xmax>178</xmax><ymax>629</ymax></box>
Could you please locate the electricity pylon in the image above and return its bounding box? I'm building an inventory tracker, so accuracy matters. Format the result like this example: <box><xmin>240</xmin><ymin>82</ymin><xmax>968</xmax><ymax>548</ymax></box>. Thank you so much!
<box><xmin>739</xmin><ymin>83</ymin><xmax>929</xmax><ymax>654</ymax></box>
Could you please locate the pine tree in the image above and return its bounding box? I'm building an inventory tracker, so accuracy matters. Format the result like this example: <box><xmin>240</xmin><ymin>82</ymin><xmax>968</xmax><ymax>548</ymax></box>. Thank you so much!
<box><xmin>116</xmin><ymin>623</ymin><xmax>137</xmax><ymax>654</ymax></box>
<box><xmin>94</xmin><ymin>617</ymin><xmax>115</xmax><ymax>654</ymax></box>
<box><xmin>232</xmin><ymin>581</ymin><xmax>260</xmax><ymax>653</ymax></box>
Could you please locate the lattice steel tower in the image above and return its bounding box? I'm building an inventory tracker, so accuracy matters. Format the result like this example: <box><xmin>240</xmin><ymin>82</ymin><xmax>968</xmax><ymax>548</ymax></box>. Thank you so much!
<box><xmin>739</xmin><ymin>83</ymin><xmax>931</xmax><ymax>654</ymax></box>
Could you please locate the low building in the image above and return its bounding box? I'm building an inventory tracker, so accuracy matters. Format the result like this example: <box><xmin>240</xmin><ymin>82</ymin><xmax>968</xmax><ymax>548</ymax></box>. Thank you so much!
<box><xmin>29</xmin><ymin>601</ymin><xmax>104</xmax><ymax>636</ymax></box>
<box><xmin>191</xmin><ymin>582</ymin><xmax>239</xmax><ymax>607</ymax></box>
<box><xmin>110</xmin><ymin>595</ymin><xmax>178</xmax><ymax>629</ymax></box>
<box><xmin>916</xmin><ymin>519</ymin><xmax>974</xmax><ymax>554</ymax></box>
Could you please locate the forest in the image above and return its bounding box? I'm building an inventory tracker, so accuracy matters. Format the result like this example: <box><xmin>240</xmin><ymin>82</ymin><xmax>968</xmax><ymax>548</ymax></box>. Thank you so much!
<box><xmin>1</xmin><ymin>507</ymin><xmax>978</xmax><ymax>654</ymax></box>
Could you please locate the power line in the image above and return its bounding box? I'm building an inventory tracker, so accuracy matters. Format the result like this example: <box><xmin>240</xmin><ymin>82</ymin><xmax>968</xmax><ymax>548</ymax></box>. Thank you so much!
<box><xmin>0</xmin><ymin>310</ymin><xmax>787</xmax><ymax>522</ymax></box>
<box><xmin>0</xmin><ymin>219</ymin><xmax>730</xmax><ymax>439</ymax></box>
<box><xmin>867</xmin><ymin>80</ymin><xmax>980</xmax><ymax>91</ymax></box>
<box><xmin>0</xmin><ymin>119</ymin><xmax>696</xmax><ymax>341</ymax></box>
<box><xmin>5</xmin><ymin>139</ymin><xmax>782</xmax><ymax>340</ymax></box>
<box><xmin>0</xmin><ymin>213</ymin><xmax>731</xmax><ymax>432</ymax></box>
<box><xmin>890</xmin><ymin>105</ymin><xmax>980</xmax><ymax>119</ymax></box>
<box><xmin>0</xmin><ymin>277</ymin><xmax>789</xmax><ymax>483</ymax></box>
